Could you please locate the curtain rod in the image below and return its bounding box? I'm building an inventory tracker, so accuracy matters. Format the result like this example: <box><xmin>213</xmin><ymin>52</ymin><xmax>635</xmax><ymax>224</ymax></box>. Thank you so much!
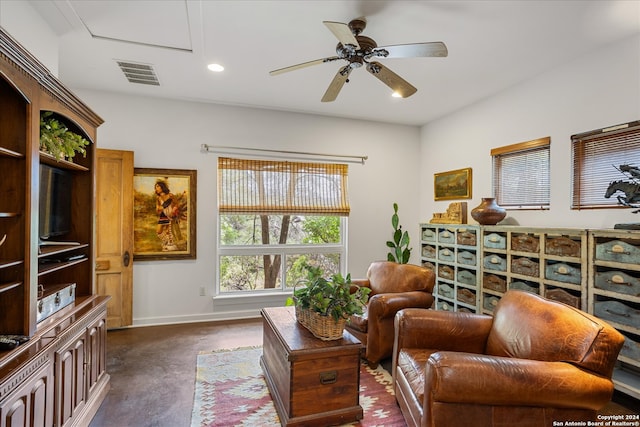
<box><xmin>201</xmin><ymin>144</ymin><xmax>367</xmax><ymax>165</ymax></box>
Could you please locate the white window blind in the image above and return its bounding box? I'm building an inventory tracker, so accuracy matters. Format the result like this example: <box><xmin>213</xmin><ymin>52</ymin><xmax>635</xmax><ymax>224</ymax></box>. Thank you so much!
<box><xmin>571</xmin><ymin>121</ymin><xmax>640</xmax><ymax>209</ymax></box>
<box><xmin>492</xmin><ymin>137</ymin><xmax>550</xmax><ymax>208</ymax></box>
<box><xmin>218</xmin><ymin>157</ymin><xmax>350</xmax><ymax>216</ymax></box>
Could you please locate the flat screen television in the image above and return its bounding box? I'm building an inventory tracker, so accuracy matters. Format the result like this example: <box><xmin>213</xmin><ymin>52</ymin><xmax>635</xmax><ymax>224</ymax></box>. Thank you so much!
<box><xmin>39</xmin><ymin>164</ymin><xmax>72</xmax><ymax>240</ymax></box>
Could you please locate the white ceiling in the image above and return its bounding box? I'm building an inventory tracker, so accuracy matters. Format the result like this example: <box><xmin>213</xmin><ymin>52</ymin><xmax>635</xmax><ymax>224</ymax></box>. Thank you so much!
<box><xmin>30</xmin><ymin>0</ymin><xmax>640</xmax><ymax>126</ymax></box>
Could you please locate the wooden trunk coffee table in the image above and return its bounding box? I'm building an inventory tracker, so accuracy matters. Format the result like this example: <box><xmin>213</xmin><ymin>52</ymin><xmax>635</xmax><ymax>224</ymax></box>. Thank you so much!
<box><xmin>260</xmin><ymin>306</ymin><xmax>363</xmax><ymax>427</ymax></box>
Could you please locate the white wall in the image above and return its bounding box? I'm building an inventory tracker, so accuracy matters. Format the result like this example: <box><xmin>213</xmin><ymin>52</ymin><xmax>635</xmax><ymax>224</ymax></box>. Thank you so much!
<box><xmin>420</xmin><ymin>34</ymin><xmax>640</xmax><ymax>229</ymax></box>
<box><xmin>0</xmin><ymin>1</ymin><xmax>58</xmax><ymax>75</ymax></box>
<box><xmin>75</xmin><ymin>90</ymin><xmax>422</xmax><ymax>325</ymax></box>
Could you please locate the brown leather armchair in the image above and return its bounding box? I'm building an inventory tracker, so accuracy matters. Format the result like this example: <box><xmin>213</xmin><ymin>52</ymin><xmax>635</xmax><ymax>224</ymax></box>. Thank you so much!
<box><xmin>345</xmin><ymin>261</ymin><xmax>435</xmax><ymax>368</ymax></box>
<box><xmin>393</xmin><ymin>290</ymin><xmax>625</xmax><ymax>427</ymax></box>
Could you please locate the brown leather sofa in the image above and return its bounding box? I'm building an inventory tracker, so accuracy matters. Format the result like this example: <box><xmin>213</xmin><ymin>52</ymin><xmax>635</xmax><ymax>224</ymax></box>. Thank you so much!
<box><xmin>345</xmin><ymin>261</ymin><xmax>435</xmax><ymax>368</ymax></box>
<box><xmin>392</xmin><ymin>290</ymin><xmax>625</xmax><ymax>427</ymax></box>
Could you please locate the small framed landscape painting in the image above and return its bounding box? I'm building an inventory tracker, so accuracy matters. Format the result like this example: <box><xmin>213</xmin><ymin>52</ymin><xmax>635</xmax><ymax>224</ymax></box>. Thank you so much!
<box><xmin>133</xmin><ymin>168</ymin><xmax>197</xmax><ymax>260</ymax></box>
<box><xmin>434</xmin><ymin>167</ymin><xmax>472</xmax><ymax>201</ymax></box>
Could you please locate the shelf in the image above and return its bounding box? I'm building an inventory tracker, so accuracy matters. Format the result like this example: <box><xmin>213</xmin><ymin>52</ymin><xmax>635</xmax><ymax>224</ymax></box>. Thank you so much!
<box><xmin>0</xmin><ymin>259</ymin><xmax>24</xmax><ymax>270</ymax></box>
<box><xmin>38</xmin><ymin>257</ymin><xmax>88</xmax><ymax>276</ymax></box>
<box><xmin>0</xmin><ymin>146</ymin><xmax>24</xmax><ymax>158</ymax></box>
<box><xmin>0</xmin><ymin>281</ymin><xmax>22</xmax><ymax>294</ymax></box>
<box><xmin>38</xmin><ymin>243</ymin><xmax>88</xmax><ymax>258</ymax></box>
<box><xmin>40</xmin><ymin>151</ymin><xmax>89</xmax><ymax>172</ymax></box>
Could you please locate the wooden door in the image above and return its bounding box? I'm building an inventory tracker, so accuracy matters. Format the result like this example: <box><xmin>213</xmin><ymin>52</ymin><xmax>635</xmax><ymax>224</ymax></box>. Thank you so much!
<box><xmin>95</xmin><ymin>149</ymin><xmax>134</xmax><ymax>328</ymax></box>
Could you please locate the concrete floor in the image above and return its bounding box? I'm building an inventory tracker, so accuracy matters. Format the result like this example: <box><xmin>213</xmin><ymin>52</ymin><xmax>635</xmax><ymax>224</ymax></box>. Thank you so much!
<box><xmin>89</xmin><ymin>318</ymin><xmax>638</xmax><ymax>427</ymax></box>
<box><xmin>89</xmin><ymin>318</ymin><xmax>263</xmax><ymax>427</ymax></box>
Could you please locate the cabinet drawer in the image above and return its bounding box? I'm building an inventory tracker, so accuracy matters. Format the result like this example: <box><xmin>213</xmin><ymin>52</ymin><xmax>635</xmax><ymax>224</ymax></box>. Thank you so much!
<box><xmin>437</xmin><ymin>300</ymin><xmax>454</xmax><ymax>311</ymax></box>
<box><xmin>457</xmin><ymin>269</ymin><xmax>477</xmax><ymax>286</ymax></box>
<box><xmin>457</xmin><ymin>288</ymin><xmax>476</xmax><ymax>305</ymax></box>
<box><xmin>483</xmin><ymin>233</ymin><xmax>506</xmax><ymax>249</ymax></box>
<box><xmin>594</xmin><ymin>300</ymin><xmax>640</xmax><ymax>329</ymax></box>
<box><xmin>422</xmin><ymin>261</ymin><xmax>435</xmax><ymax>271</ymax></box>
<box><xmin>438</xmin><ymin>265</ymin><xmax>454</xmax><ymax>281</ymax></box>
<box><xmin>438</xmin><ymin>248</ymin><xmax>455</xmax><ymax>262</ymax></box>
<box><xmin>595</xmin><ymin>240</ymin><xmax>640</xmax><ymax>264</ymax></box>
<box><xmin>511</xmin><ymin>234</ymin><xmax>539</xmax><ymax>253</ymax></box>
<box><xmin>509</xmin><ymin>281</ymin><xmax>538</xmax><ymax>294</ymax></box>
<box><xmin>437</xmin><ymin>283</ymin><xmax>454</xmax><ymax>298</ymax></box>
<box><xmin>621</xmin><ymin>334</ymin><xmax>640</xmax><ymax>362</ymax></box>
<box><xmin>545</xmin><ymin>262</ymin><xmax>581</xmax><ymax>285</ymax></box>
<box><xmin>422</xmin><ymin>228</ymin><xmax>436</xmax><ymax>242</ymax></box>
<box><xmin>457</xmin><ymin>229</ymin><xmax>477</xmax><ymax>246</ymax></box>
<box><xmin>546</xmin><ymin>236</ymin><xmax>581</xmax><ymax>257</ymax></box>
<box><xmin>457</xmin><ymin>250</ymin><xmax>477</xmax><ymax>266</ymax></box>
<box><xmin>483</xmin><ymin>274</ymin><xmax>506</xmax><ymax>293</ymax></box>
<box><xmin>422</xmin><ymin>245</ymin><xmax>436</xmax><ymax>258</ymax></box>
<box><xmin>595</xmin><ymin>270</ymin><xmax>640</xmax><ymax>296</ymax></box>
<box><xmin>483</xmin><ymin>294</ymin><xmax>500</xmax><ymax>312</ymax></box>
<box><xmin>438</xmin><ymin>230</ymin><xmax>455</xmax><ymax>244</ymax></box>
<box><xmin>483</xmin><ymin>254</ymin><xmax>506</xmax><ymax>271</ymax></box>
<box><xmin>545</xmin><ymin>288</ymin><xmax>580</xmax><ymax>309</ymax></box>
<box><xmin>511</xmin><ymin>257</ymin><xmax>539</xmax><ymax>277</ymax></box>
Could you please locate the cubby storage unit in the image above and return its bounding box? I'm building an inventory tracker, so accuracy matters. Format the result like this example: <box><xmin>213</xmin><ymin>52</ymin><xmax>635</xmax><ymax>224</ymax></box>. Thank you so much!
<box><xmin>0</xmin><ymin>28</ymin><xmax>109</xmax><ymax>427</ymax></box>
<box><xmin>479</xmin><ymin>226</ymin><xmax>587</xmax><ymax>314</ymax></box>
<box><xmin>588</xmin><ymin>229</ymin><xmax>640</xmax><ymax>399</ymax></box>
<box><xmin>420</xmin><ymin>224</ymin><xmax>481</xmax><ymax>312</ymax></box>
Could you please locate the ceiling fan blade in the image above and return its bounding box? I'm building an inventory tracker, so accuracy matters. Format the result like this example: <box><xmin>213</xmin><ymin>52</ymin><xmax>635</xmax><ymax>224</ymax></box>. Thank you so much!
<box><xmin>269</xmin><ymin>56</ymin><xmax>340</xmax><ymax>76</ymax></box>
<box><xmin>366</xmin><ymin>61</ymin><xmax>417</xmax><ymax>98</ymax></box>
<box><xmin>323</xmin><ymin>21</ymin><xmax>360</xmax><ymax>48</ymax></box>
<box><xmin>321</xmin><ymin>66</ymin><xmax>352</xmax><ymax>102</ymax></box>
<box><xmin>376</xmin><ymin>42</ymin><xmax>448</xmax><ymax>58</ymax></box>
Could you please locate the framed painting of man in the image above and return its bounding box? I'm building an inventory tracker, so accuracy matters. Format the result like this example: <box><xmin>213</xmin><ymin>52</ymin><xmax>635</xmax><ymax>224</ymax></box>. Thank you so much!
<box><xmin>133</xmin><ymin>168</ymin><xmax>197</xmax><ymax>260</ymax></box>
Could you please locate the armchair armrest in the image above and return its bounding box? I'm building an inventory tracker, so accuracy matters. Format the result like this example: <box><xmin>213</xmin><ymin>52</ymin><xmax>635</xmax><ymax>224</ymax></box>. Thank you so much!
<box><xmin>368</xmin><ymin>292</ymin><xmax>433</xmax><ymax>319</ymax></box>
<box><xmin>426</xmin><ymin>351</ymin><xmax>614</xmax><ymax>410</ymax></box>
<box><xmin>394</xmin><ymin>308</ymin><xmax>493</xmax><ymax>354</ymax></box>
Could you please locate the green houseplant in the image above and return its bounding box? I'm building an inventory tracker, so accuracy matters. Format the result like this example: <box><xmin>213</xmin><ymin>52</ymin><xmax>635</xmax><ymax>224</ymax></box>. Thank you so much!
<box><xmin>39</xmin><ymin>111</ymin><xmax>91</xmax><ymax>162</ymax></box>
<box><xmin>386</xmin><ymin>202</ymin><xmax>412</xmax><ymax>264</ymax></box>
<box><xmin>287</xmin><ymin>265</ymin><xmax>370</xmax><ymax>340</ymax></box>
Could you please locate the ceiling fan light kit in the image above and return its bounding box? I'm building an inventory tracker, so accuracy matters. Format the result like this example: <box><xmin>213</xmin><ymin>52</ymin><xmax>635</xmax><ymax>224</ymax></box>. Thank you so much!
<box><xmin>270</xmin><ymin>17</ymin><xmax>448</xmax><ymax>102</ymax></box>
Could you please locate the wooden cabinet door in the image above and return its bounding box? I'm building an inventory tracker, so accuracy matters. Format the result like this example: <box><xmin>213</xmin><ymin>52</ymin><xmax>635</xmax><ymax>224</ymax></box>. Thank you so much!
<box><xmin>0</xmin><ymin>361</ymin><xmax>54</xmax><ymax>427</ymax></box>
<box><xmin>55</xmin><ymin>333</ymin><xmax>86</xmax><ymax>427</ymax></box>
<box><xmin>95</xmin><ymin>149</ymin><xmax>134</xmax><ymax>329</ymax></box>
<box><xmin>86</xmin><ymin>312</ymin><xmax>108</xmax><ymax>394</ymax></box>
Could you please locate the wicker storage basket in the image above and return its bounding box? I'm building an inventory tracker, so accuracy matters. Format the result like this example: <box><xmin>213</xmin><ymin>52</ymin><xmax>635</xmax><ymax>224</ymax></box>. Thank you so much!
<box><xmin>295</xmin><ymin>306</ymin><xmax>347</xmax><ymax>341</ymax></box>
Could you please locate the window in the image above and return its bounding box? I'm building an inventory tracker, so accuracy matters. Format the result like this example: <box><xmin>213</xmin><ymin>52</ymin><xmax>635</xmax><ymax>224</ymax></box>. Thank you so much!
<box><xmin>491</xmin><ymin>137</ymin><xmax>550</xmax><ymax>209</ymax></box>
<box><xmin>571</xmin><ymin>121</ymin><xmax>640</xmax><ymax>209</ymax></box>
<box><xmin>217</xmin><ymin>157</ymin><xmax>349</xmax><ymax>294</ymax></box>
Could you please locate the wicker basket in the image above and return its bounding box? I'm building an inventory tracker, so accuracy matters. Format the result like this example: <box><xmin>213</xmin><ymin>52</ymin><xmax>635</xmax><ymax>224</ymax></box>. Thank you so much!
<box><xmin>295</xmin><ymin>307</ymin><xmax>347</xmax><ymax>341</ymax></box>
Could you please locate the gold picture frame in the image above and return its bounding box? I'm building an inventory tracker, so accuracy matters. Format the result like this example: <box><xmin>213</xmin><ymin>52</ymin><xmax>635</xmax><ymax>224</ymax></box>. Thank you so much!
<box><xmin>434</xmin><ymin>167</ymin><xmax>472</xmax><ymax>201</ymax></box>
<box><xmin>133</xmin><ymin>168</ymin><xmax>197</xmax><ymax>260</ymax></box>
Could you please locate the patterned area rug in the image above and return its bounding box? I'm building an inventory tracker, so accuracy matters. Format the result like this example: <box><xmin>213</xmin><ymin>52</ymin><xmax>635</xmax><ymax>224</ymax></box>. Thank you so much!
<box><xmin>190</xmin><ymin>346</ymin><xmax>406</xmax><ymax>427</ymax></box>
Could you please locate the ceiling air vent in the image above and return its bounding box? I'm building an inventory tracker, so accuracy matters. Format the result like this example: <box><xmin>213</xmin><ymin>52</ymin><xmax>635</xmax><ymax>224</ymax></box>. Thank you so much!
<box><xmin>116</xmin><ymin>61</ymin><xmax>159</xmax><ymax>86</ymax></box>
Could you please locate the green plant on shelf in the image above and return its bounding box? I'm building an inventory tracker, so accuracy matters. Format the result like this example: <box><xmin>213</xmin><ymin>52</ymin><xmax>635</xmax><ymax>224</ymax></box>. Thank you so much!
<box><xmin>39</xmin><ymin>111</ymin><xmax>90</xmax><ymax>162</ymax></box>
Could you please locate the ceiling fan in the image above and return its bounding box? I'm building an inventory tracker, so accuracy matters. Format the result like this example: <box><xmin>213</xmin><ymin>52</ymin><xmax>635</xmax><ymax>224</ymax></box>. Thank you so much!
<box><xmin>269</xmin><ymin>17</ymin><xmax>448</xmax><ymax>102</ymax></box>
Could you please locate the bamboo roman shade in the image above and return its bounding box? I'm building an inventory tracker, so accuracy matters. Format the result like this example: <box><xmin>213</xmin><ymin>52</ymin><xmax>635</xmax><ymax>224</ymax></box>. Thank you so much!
<box><xmin>491</xmin><ymin>137</ymin><xmax>550</xmax><ymax>208</ymax></box>
<box><xmin>571</xmin><ymin>121</ymin><xmax>640</xmax><ymax>209</ymax></box>
<box><xmin>218</xmin><ymin>157</ymin><xmax>350</xmax><ymax>216</ymax></box>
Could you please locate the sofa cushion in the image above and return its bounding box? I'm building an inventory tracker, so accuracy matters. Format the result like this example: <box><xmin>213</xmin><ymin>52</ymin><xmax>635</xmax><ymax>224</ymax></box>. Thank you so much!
<box><xmin>486</xmin><ymin>291</ymin><xmax>604</xmax><ymax>372</ymax></box>
<box><xmin>367</xmin><ymin>261</ymin><xmax>434</xmax><ymax>295</ymax></box>
<box><xmin>396</xmin><ymin>348</ymin><xmax>436</xmax><ymax>406</ymax></box>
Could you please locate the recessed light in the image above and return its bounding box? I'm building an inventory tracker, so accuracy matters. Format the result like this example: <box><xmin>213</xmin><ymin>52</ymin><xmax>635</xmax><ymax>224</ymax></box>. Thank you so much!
<box><xmin>207</xmin><ymin>63</ymin><xmax>224</xmax><ymax>72</ymax></box>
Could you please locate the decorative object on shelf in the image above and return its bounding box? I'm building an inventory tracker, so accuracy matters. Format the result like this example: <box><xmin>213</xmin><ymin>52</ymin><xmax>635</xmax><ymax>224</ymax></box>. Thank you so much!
<box><xmin>605</xmin><ymin>164</ymin><xmax>640</xmax><ymax>229</ymax></box>
<box><xmin>387</xmin><ymin>202</ymin><xmax>412</xmax><ymax>263</ymax></box>
<box><xmin>470</xmin><ymin>197</ymin><xmax>506</xmax><ymax>225</ymax></box>
<box><xmin>39</xmin><ymin>111</ymin><xmax>91</xmax><ymax>162</ymax></box>
<box><xmin>287</xmin><ymin>265</ymin><xmax>370</xmax><ymax>340</ymax></box>
<box><xmin>429</xmin><ymin>202</ymin><xmax>467</xmax><ymax>224</ymax></box>
<box><xmin>434</xmin><ymin>167</ymin><xmax>472</xmax><ymax>200</ymax></box>
<box><xmin>133</xmin><ymin>168</ymin><xmax>197</xmax><ymax>260</ymax></box>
